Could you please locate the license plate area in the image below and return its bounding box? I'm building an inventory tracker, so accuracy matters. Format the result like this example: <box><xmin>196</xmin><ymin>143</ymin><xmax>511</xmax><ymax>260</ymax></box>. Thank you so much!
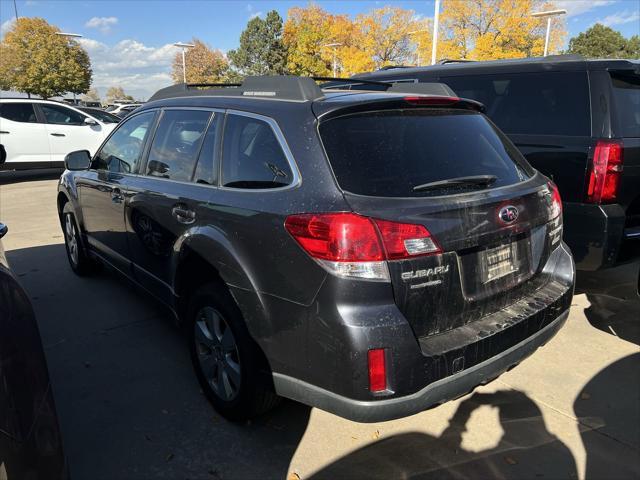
<box><xmin>482</xmin><ymin>243</ymin><xmax>518</xmax><ymax>283</ymax></box>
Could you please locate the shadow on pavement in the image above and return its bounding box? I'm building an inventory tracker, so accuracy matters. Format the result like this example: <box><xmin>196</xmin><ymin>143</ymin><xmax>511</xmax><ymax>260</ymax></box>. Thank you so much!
<box><xmin>577</xmin><ymin>262</ymin><xmax>640</xmax><ymax>345</ymax></box>
<box><xmin>309</xmin><ymin>390</ymin><xmax>579</xmax><ymax>480</ymax></box>
<box><xmin>575</xmin><ymin>353</ymin><xmax>640</xmax><ymax>480</ymax></box>
<box><xmin>6</xmin><ymin>243</ymin><xmax>311</xmax><ymax>480</ymax></box>
<box><xmin>0</xmin><ymin>169</ymin><xmax>63</xmax><ymax>186</ymax></box>
<box><xmin>5</xmin><ymin>243</ymin><xmax>640</xmax><ymax>479</ymax></box>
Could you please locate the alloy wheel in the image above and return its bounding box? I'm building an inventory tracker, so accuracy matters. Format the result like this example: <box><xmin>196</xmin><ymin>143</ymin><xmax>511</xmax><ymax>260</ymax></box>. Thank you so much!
<box><xmin>194</xmin><ymin>306</ymin><xmax>241</xmax><ymax>401</ymax></box>
<box><xmin>64</xmin><ymin>213</ymin><xmax>79</xmax><ymax>266</ymax></box>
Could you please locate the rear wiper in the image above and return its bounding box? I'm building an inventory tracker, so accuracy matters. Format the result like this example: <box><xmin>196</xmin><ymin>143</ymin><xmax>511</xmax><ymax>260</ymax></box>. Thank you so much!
<box><xmin>413</xmin><ymin>175</ymin><xmax>497</xmax><ymax>192</ymax></box>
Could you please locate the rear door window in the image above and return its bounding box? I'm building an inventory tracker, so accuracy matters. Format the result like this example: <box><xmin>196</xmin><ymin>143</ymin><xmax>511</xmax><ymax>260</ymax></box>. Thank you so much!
<box><xmin>319</xmin><ymin>109</ymin><xmax>532</xmax><ymax>197</ymax></box>
<box><xmin>221</xmin><ymin>114</ymin><xmax>293</xmax><ymax>189</ymax></box>
<box><xmin>0</xmin><ymin>103</ymin><xmax>37</xmax><ymax>123</ymax></box>
<box><xmin>440</xmin><ymin>71</ymin><xmax>591</xmax><ymax>136</ymax></box>
<box><xmin>610</xmin><ymin>72</ymin><xmax>640</xmax><ymax>138</ymax></box>
<box><xmin>146</xmin><ymin>110</ymin><xmax>211</xmax><ymax>181</ymax></box>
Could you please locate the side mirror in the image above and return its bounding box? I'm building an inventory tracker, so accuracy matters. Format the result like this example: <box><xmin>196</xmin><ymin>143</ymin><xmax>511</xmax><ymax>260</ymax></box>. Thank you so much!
<box><xmin>0</xmin><ymin>223</ymin><xmax>7</xmax><ymax>239</ymax></box>
<box><xmin>64</xmin><ymin>150</ymin><xmax>91</xmax><ymax>171</ymax></box>
<box><xmin>84</xmin><ymin>117</ymin><xmax>98</xmax><ymax>126</ymax></box>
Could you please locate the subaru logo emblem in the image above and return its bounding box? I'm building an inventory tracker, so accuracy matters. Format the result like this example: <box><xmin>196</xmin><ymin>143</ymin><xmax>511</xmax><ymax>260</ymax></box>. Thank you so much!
<box><xmin>499</xmin><ymin>205</ymin><xmax>519</xmax><ymax>224</ymax></box>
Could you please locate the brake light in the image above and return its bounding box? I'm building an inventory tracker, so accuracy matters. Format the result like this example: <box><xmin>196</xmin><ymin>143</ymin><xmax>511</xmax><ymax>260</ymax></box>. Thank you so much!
<box><xmin>549</xmin><ymin>181</ymin><xmax>562</xmax><ymax>219</ymax></box>
<box><xmin>586</xmin><ymin>140</ymin><xmax>623</xmax><ymax>203</ymax></box>
<box><xmin>368</xmin><ymin>349</ymin><xmax>387</xmax><ymax>392</ymax></box>
<box><xmin>404</xmin><ymin>95</ymin><xmax>460</xmax><ymax>106</ymax></box>
<box><xmin>284</xmin><ymin>213</ymin><xmax>441</xmax><ymax>280</ymax></box>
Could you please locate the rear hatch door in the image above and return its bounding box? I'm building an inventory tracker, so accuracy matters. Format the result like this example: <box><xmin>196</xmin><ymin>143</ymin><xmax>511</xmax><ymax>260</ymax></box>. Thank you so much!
<box><xmin>318</xmin><ymin>105</ymin><xmax>561</xmax><ymax>338</ymax></box>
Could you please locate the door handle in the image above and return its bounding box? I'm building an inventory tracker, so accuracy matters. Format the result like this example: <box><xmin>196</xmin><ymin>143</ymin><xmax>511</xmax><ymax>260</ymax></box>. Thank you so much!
<box><xmin>111</xmin><ymin>188</ymin><xmax>124</xmax><ymax>204</ymax></box>
<box><xmin>50</xmin><ymin>133</ymin><xmax>66</xmax><ymax>137</ymax></box>
<box><xmin>0</xmin><ymin>131</ymin><xmax>9</xmax><ymax>134</ymax></box>
<box><xmin>171</xmin><ymin>205</ymin><xmax>196</xmax><ymax>224</ymax></box>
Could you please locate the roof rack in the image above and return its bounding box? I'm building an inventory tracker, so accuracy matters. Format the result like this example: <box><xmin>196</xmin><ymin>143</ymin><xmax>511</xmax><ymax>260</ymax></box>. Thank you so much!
<box><xmin>437</xmin><ymin>59</ymin><xmax>476</xmax><ymax>65</ymax></box>
<box><xmin>378</xmin><ymin>65</ymin><xmax>411</xmax><ymax>71</ymax></box>
<box><xmin>148</xmin><ymin>76</ymin><xmax>324</xmax><ymax>102</ymax></box>
<box><xmin>313</xmin><ymin>76</ymin><xmax>393</xmax><ymax>88</ymax></box>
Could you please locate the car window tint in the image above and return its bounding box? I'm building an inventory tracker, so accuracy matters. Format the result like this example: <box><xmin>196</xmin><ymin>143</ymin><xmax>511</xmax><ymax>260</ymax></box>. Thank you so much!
<box><xmin>146</xmin><ymin>110</ymin><xmax>211</xmax><ymax>182</ymax></box>
<box><xmin>610</xmin><ymin>72</ymin><xmax>640</xmax><ymax>138</ymax></box>
<box><xmin>93</xmin><ymin>111</ymin><xmax>155</xmax><ymax>173</ymax></box>
<box><xmin>0</xmin><ymin>103</ymin><xmax>37</xmax><ymax>123</ymax></box>
<box><xmin>221</xmin><ymin>114</ymin><xmax>292</xmax><ymax>189</ymax></box>
<box><xmin>320</xmin><ymin>109</ymin><xmax>532</xmax><ymax>197</ymax></box>
<box><xmin>193</xmin><ymin>115</ymin><xmax>221</xmax><ymax>185</ymax></box>
<box><xmin>40</xmin><ymin>104</ymin><xmax>87</xmax><ymax>126</ymax></box>
<box><xmin>440</xmin><ymin>71</ymin><xmax>591</xmax><ymax>136</ymax></box>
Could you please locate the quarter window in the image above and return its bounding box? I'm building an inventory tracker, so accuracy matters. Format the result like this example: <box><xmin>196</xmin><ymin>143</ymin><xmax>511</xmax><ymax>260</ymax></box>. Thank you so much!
<box><xmin>40</xmin><ymin>104</ymin><xmax>87</xmax><ymax>126</ymax></box>
<box><xmin>221</xmin><ymin>114</ymin><xmax>293</xmax><ymax>189</ymax></box>
<box><xmin>146</xmin><ymin>110</ymin><xmax>211</xmax><ymax>182</ymax></box>
<box><xmin>0</xmin><ymin>103</ymin><xmax>37</xmax><ymax>123</ymax></box>
<box><xmin>93</xmin><ymin>111</ymin><xmax>155</xmax><ymax>173</ymax></box>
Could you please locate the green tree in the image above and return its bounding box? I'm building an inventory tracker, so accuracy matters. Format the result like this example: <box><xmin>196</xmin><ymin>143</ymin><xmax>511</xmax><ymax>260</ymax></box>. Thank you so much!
<box><xmin>171</xmin><ymin>38</ymin><xmax>228</xmax><ymax>84</ymax></box>
<box><xmin>105</xmin><ymin>86</ymin><xmax>134</xmax><ymax>103</ymax></box>
<box><xmin>0</xmin><ymin>17</ymin><xmax>92</xmax><ymax>98</ymax></box>
<box><xmin>568</xmin><ymin>24</ymin><xmax>637</xmax><ymax>59</ymax></box>
<box><xmin>228</xmin><ymin>10</ymin><xmax>288</xmax><ymax>76</ymax></box>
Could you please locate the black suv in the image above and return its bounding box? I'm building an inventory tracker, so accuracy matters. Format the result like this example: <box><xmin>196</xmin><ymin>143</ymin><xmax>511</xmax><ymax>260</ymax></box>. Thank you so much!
<box><xmin>57</xmin><ymin>76</ymin><xmax>574</xmax><ymax>422</ymax></box>
<box><xmin>355</xmin><ymin>55</ymin><xmax>640</xmax><ymax>272</ymax></box>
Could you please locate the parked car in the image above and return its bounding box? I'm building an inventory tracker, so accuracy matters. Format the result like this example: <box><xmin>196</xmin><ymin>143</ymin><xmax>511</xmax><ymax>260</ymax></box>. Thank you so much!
<box><xmin>57</xmin><ymin>76</ymin><xmax>574</xmax><ymax>423</ymax></box>
<box><xmin>354</xmin><ymin>55</ymin><xmax>640</xmax><ymax>272</ymax></box>
<box><xmin>0</xmin><ymin>99</ymin><xmax>118</xmax><ymax>170</ymax></box>
<box><xmin>0</xmin><ymin>223</ymin><xmax>66</xmax><ymax>479</ymax></box>
<box><xmin>81</xmin><ymin>101</ymin><xmax>102</xmax><ymax>108</ymax></box>
<box><xmin>77</xmin><ymin>107</ymin><xmax>121</xmax><ymax>124</ymax></box>
<box><xmin>105</xmin><ymin>103</ymin><xmax>142</xmax><ymax>118</ymax></box>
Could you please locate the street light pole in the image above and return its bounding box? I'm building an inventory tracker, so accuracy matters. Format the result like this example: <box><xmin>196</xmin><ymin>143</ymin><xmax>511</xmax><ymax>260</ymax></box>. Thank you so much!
<box><xmin>431</xmin><ymin>0</ymin><xmax>441</xmax><ymax>65</ymax></box>
<box><xmin>173</xmin><ymin>42</ymin><xmax>195</xmax><ymax>83</ymax></box>
<box><xmin>56</xmin><ymin>32</ymin><xmax>83</xmax><ymax>103</ymax></box>
<box><xmin>322</xmin><ymin>43</ymin><xmax>342</xmax><ymax>77</ymax></box>
<box><xmin>531</xmin><ymin>9</ymin><xmax>567</xmax><ymax>57</ymax></box>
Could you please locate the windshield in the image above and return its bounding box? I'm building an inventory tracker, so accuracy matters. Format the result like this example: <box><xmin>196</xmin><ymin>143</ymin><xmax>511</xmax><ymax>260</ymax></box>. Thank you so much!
<box><xmin>319</xmin><ymin>109</ymin><xmax>533</xmax><ymax>197</ymax></box>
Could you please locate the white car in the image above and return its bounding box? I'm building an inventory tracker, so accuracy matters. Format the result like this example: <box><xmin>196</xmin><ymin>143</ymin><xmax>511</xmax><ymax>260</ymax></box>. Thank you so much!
<box><xmin>0</xmin><ymin>98</ymin><xmax>118</xmax><ymax>170</ymax></box>
<box><xmin>105</xmin><ymin>103</ymin><xmax>142</xmax><ymax>118</ymax></box>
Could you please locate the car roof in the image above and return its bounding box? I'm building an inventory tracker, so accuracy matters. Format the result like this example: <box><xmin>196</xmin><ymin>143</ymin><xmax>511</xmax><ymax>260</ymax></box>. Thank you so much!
<box><xmin>354</xmin><ymin>54</ymin><xmax>639</xmax><ymax>80</ymax></box>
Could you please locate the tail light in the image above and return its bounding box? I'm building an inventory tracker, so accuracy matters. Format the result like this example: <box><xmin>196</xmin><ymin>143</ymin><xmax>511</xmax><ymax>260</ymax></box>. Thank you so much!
<box><xmin>549</xmin><ymin>181</ymin><xmax>562</xmax><ymax>219</ymax></box>
<box><xmin>368</xmin><ymin>349</ymin><xmax>387</xmax><ymax>392</ymax></box>
<box><xmin>284</xmin><ymin>213</ymin><xmax>441</xmax><ymax>281</ymax></box>
<box><xmin>586</xmin><ymin>140</ymin><xmax>623</xmax><ymax>204</ymax></box>
<box><xmin>548</xmin><ymin>181</ymin><xmax>563</xmax><ymax>246</ymax></box>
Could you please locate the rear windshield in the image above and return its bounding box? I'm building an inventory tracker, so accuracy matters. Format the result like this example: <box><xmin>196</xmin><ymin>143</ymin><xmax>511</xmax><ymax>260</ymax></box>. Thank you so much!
<box><xmin>610</xmin><ymin>72</ymin><xmax>640</xmax><ymax>138</ymax></box>
<box><xmin>319</xmin><ymin>109</ymin><xmax>533</xmax><ymax>197</ymax></box>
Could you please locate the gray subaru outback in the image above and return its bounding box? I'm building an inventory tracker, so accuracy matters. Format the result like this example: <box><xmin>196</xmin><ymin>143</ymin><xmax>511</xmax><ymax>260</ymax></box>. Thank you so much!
<box><xmin>57</xmin><ymin>76</ymin><xmax>574</xmax><ymax>422</ymax></box>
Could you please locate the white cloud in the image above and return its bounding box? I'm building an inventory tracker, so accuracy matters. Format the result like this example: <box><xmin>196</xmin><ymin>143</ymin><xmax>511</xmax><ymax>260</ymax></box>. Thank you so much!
<box><xmin>249</xmin><ymin>12</ymin><xmax>263</xmax><ymax>20</ymax></box>
<box><xmin>554</xmin><ymin>1</ymin><xmax>617</xmax><ymax>17</ymax></box>
<box><xmin>1</xmin><ymin>17</ymin><xmax>15</xmax><ymax>38</ymax></box>
<box><xmin>597</xmin><ymin>10</ymin><xmax>640</xmax><ymax>27</ymax></box>
<box><xmin>85</xmin><ymin>16</ymin><xmax>118</xmax><ymax>34</ymax></box>
<box><xmin>78</xmin><ymin>38</ymin><xmax>177</xmax><ymax>99</ymax></box>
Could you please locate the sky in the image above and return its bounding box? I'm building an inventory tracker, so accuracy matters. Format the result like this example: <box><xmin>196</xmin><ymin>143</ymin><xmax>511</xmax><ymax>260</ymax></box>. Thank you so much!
<box><xmin>1</xmin><ymin>0</ymin><xmax>639</xmax><ymax>100</ymax></box>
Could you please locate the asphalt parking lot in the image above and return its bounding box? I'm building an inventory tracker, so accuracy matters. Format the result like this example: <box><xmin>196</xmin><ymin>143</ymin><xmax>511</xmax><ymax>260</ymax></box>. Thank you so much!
<box><xmin>1</xmin><ymin>173</ymin><xmax>639</xmax><ymax>480</ymax></box>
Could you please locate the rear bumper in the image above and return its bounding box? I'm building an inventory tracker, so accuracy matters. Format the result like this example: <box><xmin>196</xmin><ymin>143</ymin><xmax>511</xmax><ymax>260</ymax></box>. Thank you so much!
<box><xmin>274</xmin><ymin>308</ymin><xmax>569</xmax><ymax>423</ymax></box>
<box><xmin>563</xmin><ymin>202</ymin><xmax>638</xmax><ymax>271</ymax></box>
<box><xmin>272</xmin><ymin>243</ymin><xmax>575</xmax><ymax>422</ymax></box>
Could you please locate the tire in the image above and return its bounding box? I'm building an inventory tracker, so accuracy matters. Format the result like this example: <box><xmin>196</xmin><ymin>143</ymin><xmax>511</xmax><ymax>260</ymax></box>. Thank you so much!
<box><xmin>188</xmin><ymin>282</ymin><xmax>280</xmax><ymax>421</ymax></box>
<box><xmin>61</xmin><ymin>203</ymin><xmax>96</xmax><ymax>276</ymax></box>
